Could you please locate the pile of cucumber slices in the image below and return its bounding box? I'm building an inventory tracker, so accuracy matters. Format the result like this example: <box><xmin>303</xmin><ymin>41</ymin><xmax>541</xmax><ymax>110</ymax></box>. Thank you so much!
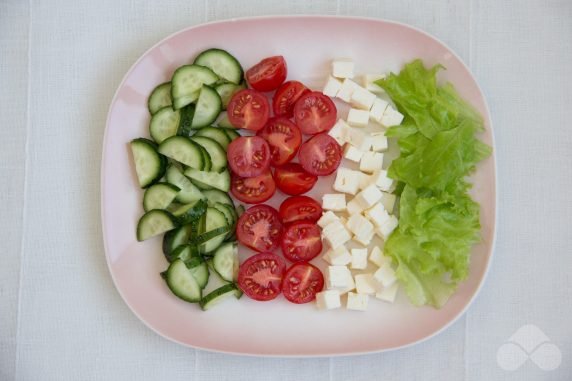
<box><xmin>130</xmin><ymin>48</ymin><xmax>246</xmax><ymax>311</ymax></box>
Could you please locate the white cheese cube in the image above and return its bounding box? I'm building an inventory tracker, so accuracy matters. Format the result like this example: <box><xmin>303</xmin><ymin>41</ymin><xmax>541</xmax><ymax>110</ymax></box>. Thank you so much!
<box><xmin>380</xmin><ymin>106</ymin><xmax>404</xmax><ymax>127</ymax></box>
<box><xmin>317</xmin><ymin>211</ymin><xmax>340</xmax><ymax>228</ymax></box>
<box><xmin>326</xmin><ymin>266</ymin><xmax>351</xmax><ymax>289</ymax></box>
<box><xmin>346</xmin><ymin>213</ymin><xmax>373</xmax><ymax>235</ymax></box>
<box><xmin>347</xmin><ymin>109</ymin><xmax>370</xmax><ymax>128</ymax></box>
<box><xmin>316</xmin><ymin>290</ymin><xmax>342</xmax><ymax>309</ymax></box>
<box><xmin>373</xmin><ymin>265</ymin><xmax>397</xmax><ymax>287</ymax></box>
<box><xmin>333</xmin><ymin>167</ymin><xmax>361</xmax><ymax>195</ymax></box>
<box><xmin>346</xmin><ymin>292</ymin><xmax>369</xmax><ymax>311</ymax></box>
<box><xmin>347</xmin><ymin>128</ymin><xmax>371</xmax><ymax>151</ymax></box>
<box><xmin>325</xmin><ymin>245</ymin><xmax>352</xmax><ymax>266</ymax></box>
<box><xmin>339</xmin><ymin>272</ymin><xmax>356</xmax><ymax>294</ymax></box>
<box><xmin>360</xmin><ymin>152</ymin><xmax>384</xmax><ymax>173</ymax></box>
<box><xmin>343</xmin><ymin>144</ymin><xmax>364</xmax><ymax>162</ymax></box>
<box><xmin>322</xmin><ymin>220</ymin><xmax>352</xmax><ymax>249</ymax></box>
<box><xmin>370</xmin><ymin>98</ymin><xmax>389</xmax><ymax>123</ymax></box>
<box><xmin>355</xmin><ymin>273</ymin><xmax>380</xmax><ymax>295</ymax></box>
<box><xmin>346</xmin><ymin>198</ymin><xmax>366</xmax><ymax>215</ymax></box>
<box><xmin>323</xmin><ymin>76</ymin><xmax>343</xmax><ymax>97</ymax></box>
<box><xmin>373</xmin><ymin>170</ymin><xmax>393</xmax><ymax>191</ymax></box>
<box><xmin>355</xmin><ymin>184</ymin><xmax>383</xmax><ymax>208</ymax></box>
<box><xmin>351</xmin><ymin>248</ymin><xmax>368</xmax><ymax>270</ymax></box>
<box><xmin>375</xmin><ymin>283</ymin><xmax>398</xmax><ymax>303</ymax></box>
<box><xmin>363</xmin><ymin>73</ymin><xmax>386</xmax><ymax>93</ymax></box>
<box><xmin>376</xmin><ymin>215</ymin><xmax>398</xmax><ymax>241</ymax></box>
<box><xmin>350</xmin><ymin>87</ymin><xmax>376</xmax><ymax>110</ymax></box>
<box><xmin>370</xmin><ymin>133</ymin><xmax>388</xmax><ymax>152</ymax></box>
<box><xmin>358</xmin><ymin>172</ymin><xmax>371</xmax><ymax>190</ymax></box>
<box><xmin>328</xmin><ymin>119</ymin><xmax>350</xmax><ymax>146</ymax></box>
<box><xmin>380</xmin><ymin>191</ymin><xmax>397</xmax><ymax>213</ymax></box>
<box><xmin>322</xmin><ymin>194</ymin><xmax>346</xmax><ymax>212</ymax></box>
<box><xmin>336</xmin><ymin>78</ymin><xmax>359</xmax><ymax>102</ymax></box>
<box><xmin>354</xmin><ymin>229</ymin><xmax>374</xmax><ymax>246</ymax></box>
<box><xmin>332</xmin><ymin>59</ymin><xmax>355</xmax><ymax>79</ymax></box>
<box><xmin>369</xmin><ymin>246</ymin><xmax>391</xmax><ymax>267</ymax></box>
<box><xmin>364</xmin><ymin>203</ymin><xmax>390</xmax><ymax>228</ymax></box>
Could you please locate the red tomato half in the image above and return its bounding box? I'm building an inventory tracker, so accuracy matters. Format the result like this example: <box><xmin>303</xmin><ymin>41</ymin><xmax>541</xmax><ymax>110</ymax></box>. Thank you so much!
<box><xmin>273</xmin><ymin>163</ymin><xmax>318</xmax><ymax>195</ymax></box>
<box><xmin>238</xmin><ymin>252</ymin><xmax>287</xmax><ymax>301</ymax></box>
<box><xmin>245</xmin><ymin>56</ymin><xmax>287</xmax><ymax>92</ymax></box>
<box><xmin>293</xmin><ymin>91</ymin><xmax>337</xmax><ymax>135</ymax></box>
<box><xmin>227</xmin><ymin>89</ymin><xmax>270</xmax><ymax>131</ymax></box>
<box><xmin>278</xmin><ymin>196</ymin><xmax>322</xmax><ymax>224</ymax></box>
<box><xmin>281</xmin><ymin>221</ymin><xmax>323</xmax><ymax>262</ymax></box>
<box><xmin>256</xmin><ymin>117</ymin><xmax>302</xmax><ymax>166</ymax></box>
<box><xmin>282</xmin><ymin>262</ymin><xmax>324</xmax><ymax>304</ymax></box>
<box><xmin>227</xmin><ymin>136</ymin><xmax>271</xmax><ymax>177</ymax></box>
<box><xmin>236</xmin><ymin>204</ymin><xmax>283</xmax><ymax>252</ymax></box>
<box><xmin>298</xmin><ymin>133</ymin><xmax>342</xmax><ymax>176</ymax></box>
<box><xmin>272</xmin><ymin>81</ymin><xmax>310</xmax><ymax>118</ymax></box>
<box><xmin>231</xmin><ymin>171</ymin><xmax>276</xmax><ymax>204</ymax></box>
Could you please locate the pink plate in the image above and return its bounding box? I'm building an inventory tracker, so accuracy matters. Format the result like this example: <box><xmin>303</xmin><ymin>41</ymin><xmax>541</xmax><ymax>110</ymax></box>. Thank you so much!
<box><xmin>101</xmin><ymin>15</ymin><xmax>496</xmax><ymax>356</ymax></box>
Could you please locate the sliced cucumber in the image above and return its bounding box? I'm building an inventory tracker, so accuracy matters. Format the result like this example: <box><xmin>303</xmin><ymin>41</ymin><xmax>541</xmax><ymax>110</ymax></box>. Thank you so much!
<box><xmin>136</xmin><ymin>209</ymin><xmax>176</xmax><ymax>241</ymax></box>
<box><xmin>143</xmin><ymin>183</ymin><xmax>180</xmax><ymax>212</ymax></box>
<box><xmin>191</xmin><ymin>85</ymin><xmax>222</xmax><ymax>129</ymax></box>
<box><xmin>149</xmin><ymin>106</ymin><xmax>180</xmax><ymax>144</ymax></box>
<box><xmin>184</xmin><ymin>168</ymin><xmax>231</xmax><ymax>192</ymax></box>
<box><xmin>213</xmin><ymin>242</ymin><xmax>239</xmax><ymax>282</ymax></box>
<box><xmin>211</xmin><ymin>202</ymin><xmax>235</xmax><ymax>227</ymax></box>
<box><xmin>169</xmin><ymin>244</ymin><xmax>194</xmax><ymax>262</ymax></box>
<box><xmin>223</xmin><ymin>128</ymin><xmax>240</xmax><ymax>141</ymax></box>
<box><xmin>186</xmin><ymin>256</ymin><xmax>210</xmax><ymax>289</ymax></box>
<box><xmin>165</xmin><ymin>259</ymin><xmax>201</xmax><ymax>303</ymax></box>
<box><xmin>162</xmin><ymin>224</ymin><xmax>193</xmax><ymax>260</ymax></box>
<box><xmin>177</xmin><ymin>104</ymin><xmax>195</xmax><ymax>137</ymax></box>
<box><xmin>215</xmin><ymin>82</ymin><xmax>245</xmax><ymax>110</ymax></box>
<box><xmin>216</xmin><ymin>111</ymin><xmax>237</xmax><ymax>129</ymax></box>
<box><xmin>200</xmin><ymin>207</ymin><xmax>229</xmax><ymax>254</ymax></box>
<box><xmin>202</xmin><ymin>189</ymin><xmax>235</xmax><ymax>208</ymax></box>
<box><xmin>148</xmin><ymin>82</ymin><xmax>172</xmax><ymax>115</ymax></box>
<box><xmin>158</xmin><ymin>136</ymin><xmax>203</xmax><ymax>169</ymax></box>
<box><xmin>191</xmin><ymin>136</ymin><xmax>227</xmax><ymax>172</ymax></box>
<box><xmin>171</xmin><ymin>65</ymin><xmax>219</xmax><ymax>110</ymax></box>
<box><xmin>170</xmin><ymin>199</ymin><xmax>208</xmax><ymax>225</ymax></box>
<box><xmin>165</xmin><ymin>164</ymin><xmax>204</xmax><ymax>203</ymax></box>
<box><xmin>236</xmin><ymin>204</ymin><xmax>245</xmax><ymax>217</ymax></box>
<box><xmin>200</xmin><ymin>283</ymin><xmax>242</xmax><ymax>311</ymax></box>
<box><xmin>130</xmin><ymin>138</ymin><xmax>167</xmax><ymax>188</ymax></box>
<box><xmin>194</xmin><ymin>49</ymin><xmax>243</xmax><ymax>85</ymax></box>
<box><xmin>194</xmin><ymin>127</ymin><xmax>232</xmax><ymax>150</ymax></box>
<box><xmin>196</xmin><ymin>144</ymin><xmax>212</xmax><ymax>172</ymax></box>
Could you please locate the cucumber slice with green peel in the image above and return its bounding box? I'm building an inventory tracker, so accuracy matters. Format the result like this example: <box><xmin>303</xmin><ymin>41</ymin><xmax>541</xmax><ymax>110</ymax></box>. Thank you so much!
<box><xmin>236</xmin><ymin>204</ymin><xmax>245</xmax><ymax>217</ymax></box>
<box><xmin>222</xmin><ymin>128</ymin><xmax>240</xmax><ymax>141</ymax></box>
<box><xmin>169</xmin><ymin>199</ymin><xmax>208</xmax><ymax>225</ymax></box>
<box><xmin>215</xmin><ymin>82</ymin><xmax>246</xmax><ymax>110</ymax></box>
<box><xmin>191</xmin><ymin>85</ymin><xmax>222</xmax><ymax>129</ymax></box>
<box><xmin>165</xmin><ymin>259</ymin><xmax>202</xmax><ymax>303</ymax></box>
<box><xmin>165</xmin><ymin>164</ymin><xmax>204</xmax><ymax>203</ymax></box>
<box><xmin>158</xmin><ymin>136</ymin><xmax>204</xmax><ymax>169</ymax></box>
<box><xmin>213</xmin><ymin>242</ymin><xmax>239</xmax><ymax>282</ymax></box>
<box><xmin>176</xmin><ymin>104</ymin><xmax>196</xmax><ymax>137</ymax></box>
<box><xmin>193</xmin><ymin>127</ymin><xmax>232</xmax><ymax>150</ymax></box>
<box><xmin>148</xmin><ymin>82</ymin><xmax>172</xmax><ymax>115</ymax></box>
<box><xmin>130</xmin><ymin>138</ymin><xmax>167</xmax><ymax>188</ymax></box>
<box><xmin>195</xmin><ymin>144</ymin><xmax>212</xmax><ymax>172</ymax></box>
<box><xmin>200</xmin><ymin>283</ymin><xmax>242</xmax><ymax>311</ymax></box>
<box><xmin>216</xmin><ymin>112</ymin><xmax>237</xmax><ymax>129</ymax></box>
<box><xmin>202</xmin><ymin>189</ymin><xmax>235</xmax><ymax>208</ymax></box>
<box><xmin>171</xmin><ymin>65</ymin><xmax>219</xmax><ymax>109</ymax></box>
<box><xmin>169</xmin><ymin>244</ymin><xmax>194</xmax><ymax>262</ymax></box>
<box><xmin>186</xmin><ymin>256</ymin><xmax>210</xmax><ymax>289</ymax></box>
<box><xmin>191</xmin><ymin>136</ymin><xmax>227</xmax><ymax>172</ymax></box>
<box><xmin>149</xmin><ymin>106</ymin><xmax>181</xmax><ymax>143</ymax></box>
<box><xmin>200</xmin><ymin>207</ymin><xmax>229</xmax><ymax>254</ymax></box>
<box><xmin>136</xmin><ymin>209</ymin><xmax>177</xmax><ymax>241</ymax></box>
<box><xmin>194</xmin><ymin>49</ymin><xmax>243</xmax><ymax>85</ymax></box>
<box><xmin>211</xmin><ymin>202</ymin><xmax>235</xmax><ymax>227</ymax></box>
<box><xmin>162</xmin><ymin>224</ymin><xmax>193</xmax><ymax>260</ymax></box>
<box><xmin>184</xmin><ymin>168</ymin><xmax>231</xmax><ymax>192</ymax></box>
<box><xmin>143</xmin><ymin>183</ymin><xmax>180</xmax><ymax>212</ymax></box>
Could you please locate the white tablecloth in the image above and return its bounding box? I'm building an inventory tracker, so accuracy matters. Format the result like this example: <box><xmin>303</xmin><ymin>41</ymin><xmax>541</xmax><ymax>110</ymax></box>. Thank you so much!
<box><xmin>1</xmin><ymin>1</ymin><xmax>571</xmax><ymax>380</ymax></box>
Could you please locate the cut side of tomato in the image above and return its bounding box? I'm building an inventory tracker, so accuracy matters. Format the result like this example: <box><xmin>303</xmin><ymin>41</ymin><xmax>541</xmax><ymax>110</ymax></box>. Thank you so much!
<box><xmin>282</xmin><ymin>262</ymin><xmax>324</xmax><ymax>304</ymax></box>
<box><xmin>293</xmin><ymin>91</ymin><xmax>337</xmax><ymax>135</ymax></box>
<box><xmin>256</xmin><ymin>117</ymin><xmax>302</xmax><ymax>166</ymax></box>
<box><xmin>272</xmin><ymin>81</ymin><xmax>309</xmax><ymax>118</ymax></box>
<box><xmin>273</xmin><ymin>163</ymin><xmax>318</xmax><ymax>196</ymax></box>
<box><xmin>238</xmin><ymin>252</ymin><xmax>287</xmax><ymax>301</ymax></box>
<box><xmin>278</xmin><ymin>196</ymin><xmax>322</xmax><ymax>224</ymax></box>
<box><xmin>281</xmin><ymin>221</ymin><xmax>322</xmax><ymax>262</ymax></box>
<box><xmin>236</xmin><ymin>204</ymin><xmax>283</xmax><ymax>252</ymax></box>
<box><xmin>227</xmin><ymin>89</ymin><xmax>270</xmax><ymax>131</ymax></box>
<box><xmin>298</xmin><ymin>133</ymin><xmax>342</xmax><ymax>176</ymax></box>
<box><xmin>245</xmin><ymin>56</ymin><xmax>287</xmax><ymax>92</ymax></box>
<box><xmin>227</xmin><ymin>136</ymin><xmax>271</xmax><ymax>177</ymax></box>
<box><xmin>231</xmin><ymin>170</ymin><xmax>276</xmax><ymax>204</ymax></box>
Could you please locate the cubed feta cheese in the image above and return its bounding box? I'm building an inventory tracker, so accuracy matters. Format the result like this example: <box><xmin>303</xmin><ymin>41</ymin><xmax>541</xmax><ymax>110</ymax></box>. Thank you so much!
<box><xmin>325</xmin><ymin>245</ymin><xmax>352</xmax><ymax>266</ymax></box>
<box><xmin>332</xmin><ymin>59</ymin><xmax>355</xmax><ymax>79</ymax></box>
<box><xmin>362</xmin><ymin>73</ymin><xmax>386</xmax><ymax>93</ymax></box>
<box><xmin>373</xmin><ymin>265</ymin><xmax>397</xmax><ymax>287</ymax></box>
<box><xmin>347</xmin><ymin>128</ymin><xmax>371</xmax><ymax>151</ymax></box>
<box><xmin>328</xmin><ymin>119</ymin><xmax>350</xmax><ymax>146</ymax></box>
<box><xmin>351</xmin><ymin>248</ymin><xmax>368</xmax><ymax>270</ymax></box>
<box><xmin>317</xmin><ymin>211</ymin><xmax>340</xmax><ymax>228</ymax></box>
<box><xmin>316</xmin><ymin>289</ymin><xmax>342</xmax><ymax>309</ymax></box>
<box><xmin>326</xmin><ymin>266</ymin><xmax>352</xmax><ymax>289</ymax></box>
<box><xmin>323</xmin><ymin>75</ymin><xmax>343</xmax><ymax>97</ymax></box>
<box><xmin>355</xmin><ymin>184</ymin><xmax>383</xmax><ymax>208</ymax></box>
<box><xmin>364</xmin><ymin>203</ymin><xmax>390</xmax><ymax>228</ymax></box>
<box><xmin>346</xmin><ymin>292</ymin><xmax>369</xmax><ymax>311</ymax></box>
<box><xmin>380</xmin><ymin>106</ymin><xmax>404</xmax><ymax>127</ymax></box>
<box><xmin>370</xmin><ymin>133</ymin><xmax>388</xmax><ymax>152</ymax></box>
<box><xmin>339</xmin><ymin>272</ymin><xmax>356</xmax><ymax>294</ymax></box>
<box><xmin>347</xmin><ymin>109</ymin><xmax>370</xmax><ymax>128</ymax></box>
<box><xmin>360</xmin><ymin>152</ymin><xmax>384</xmax><ymax>173</ymax></box>
<box><xmin>380</xmin><ymin>192</ymin><xmax>397</xmax><ymax>213</ymax></box>
<box><xmin>369</xmin><ymin>246</ymin><xmax>391</xmax><ymax>267</ymax></box>
<box><xmin>333</xmin><ymin>167</ymin><xmax>361</xmax><ymax>195</ymax></box>
<box><xmin>336</xmin><ymin>79</ymin><xmax>359</xmax><ymax>102</ymax></box>
<box><xmin>358</xmin><ymin>172</ymin><xmax>371</xmax><ymax>190</ymax></box>
<box><xmin>322</xmin><ymin>193</ymin><xmax>346</xmax><ymax>212</ymax></box>
<box><xmin>346</xmin><ymin>214</ymin><xmax>374</xmax><ymax>247</ymax></box>
<box><xmin>376</xmin><ymin>215</ymin><xmax>398</xmax><ymax>241</ymax></box>
<box><xmin>355</xmin><ymin>273</ymin><xmax>380</xmax><ymax>294</ymax></box>
<box><xmin>346</xmin><ymin>198</ymin><xmax>366</xmax><ymax>215</ymax></box>
<box><xmin>350</xmin><ymin>86</ymin><xmax>377</xmax><ymax>110</ymax></box>
<box><xmin>373</xmin><ymin>169</ymin><xmax>393</xmax><ymax>191</ymax></box>
<box><xmin>354</xmin><ymin>229</ymin><xmax>374</xmax><ymax>246</ymax></box>
<box><xmin>343</xmin><ymin>144</ymin><xmax>364</xmax><ymax>162</ymax></box>
<box><xmin>370</xmin><ymin>98</ymin><xmax>389</xmax><ymax>123</ymax></box>
<box><xmin>322</xmin><ymin>220</ymin><xmax>352</xmax><ymax>249</ymax></box>
<box><xmin>375</xmin><ymin>283</ymin><xmax>398</xmax><ymax>303</ymax></box>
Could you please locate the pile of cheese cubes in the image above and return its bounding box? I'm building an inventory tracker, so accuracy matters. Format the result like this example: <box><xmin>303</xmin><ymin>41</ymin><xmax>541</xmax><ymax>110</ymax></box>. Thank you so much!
<box><xmin>314</xmin><ymin>59</ymin><xmax>403</xmax><ymax>311</ymax></box>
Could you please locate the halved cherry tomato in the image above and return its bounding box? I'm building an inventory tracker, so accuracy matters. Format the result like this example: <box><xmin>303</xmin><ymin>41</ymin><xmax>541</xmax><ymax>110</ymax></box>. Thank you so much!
<box><xmin>256</xmin><ymin>117</ymin><xmax>302</xmax><ymax>166</ymax></box>
<box><xmin>281</xmin><ymin>221</ymin><xmax>322</xmax><ymax>262</ymax></box>
<box><xmin>238</xmin><ymin>252</ymin><xmax>287</xmax><ymax>301</ymax></box>
<box><xmin>293</xmin><ymin>91</ymin><xmax>337</xmax><ymax>135</ymax></box>
<box><xmin>282</xmin><ymin>262</ymin><xmax>324</xmax><ymax>304</ymax></box>
<box><xmin>231</xmin><ymin>170</ymin><xmax>276</xmax><ymax>204</ymax></box>
<box><xmin>227</xmin><ymin>136</ymin><xmax>270</xmax><ymax>177</ymax></box>
<box><xmin>272</xmin><ymin>81</ymin><xmax>309</xmax><ymax>118</ymax></box>
<box><xmin>273</xmin><ymin>163</ymin><xmax>318</xmax><ymax>195</ymax></box>
<box><xmin>278</xmin><ymin>196</ymin><xmax>322</xmax><ymax>224</ymax></box>
<box><xmin>298</xmin><ymin>133</ymin><xmax>341</xmax><ymax>176</ymax></box>
<box><xmin>245</xmin><ymin>56</ymin><xmax>287</xmax><ymax>92</ymax></box>
<box><xmin>236</xmin><ymin>204</ymin><xmax>283</xmax><ymax>252</ymax></box>
<box><xmin>227</xmin><ymin>89</ymin><xmax>270</xmax><ymax>131</ymax></box>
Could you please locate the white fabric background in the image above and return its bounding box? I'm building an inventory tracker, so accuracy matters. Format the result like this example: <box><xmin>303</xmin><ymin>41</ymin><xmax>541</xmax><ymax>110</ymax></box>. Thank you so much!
<box><xmin>1</xmin><ymin>0</ymin><xmax>571</xmax><ymax>380</ymax></box>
